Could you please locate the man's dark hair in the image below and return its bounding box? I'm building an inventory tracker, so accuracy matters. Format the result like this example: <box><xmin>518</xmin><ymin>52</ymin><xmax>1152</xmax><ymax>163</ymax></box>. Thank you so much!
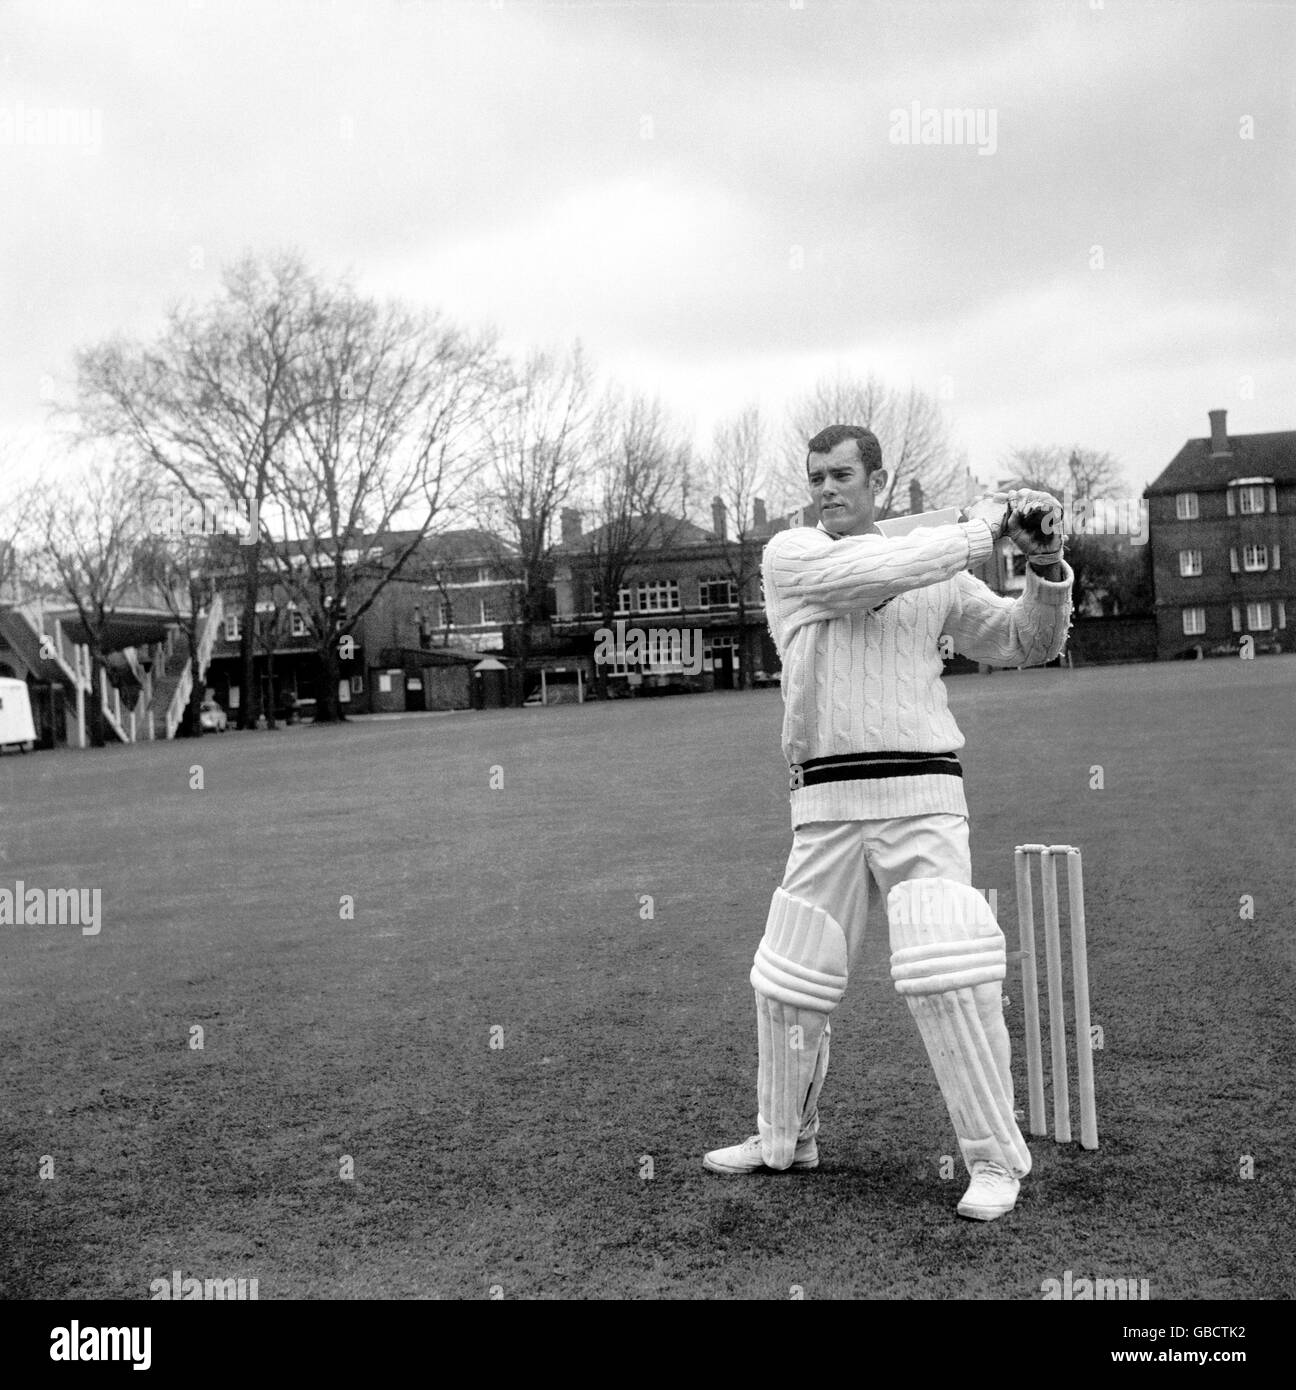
<box><xmin>806</xmin><ymin>424</ymin><xmax>883</xmax><ymax>475</ymax></box>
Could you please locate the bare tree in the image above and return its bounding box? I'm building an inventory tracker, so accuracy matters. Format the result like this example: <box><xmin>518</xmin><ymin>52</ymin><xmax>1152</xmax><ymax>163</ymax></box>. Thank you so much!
<box><xmin>133</xmin><ymin>525</ymin><xmax>230</xmax><ymax>738</ymax></box>
<box><xmin>785</xmin><ymin>369</ymin><xmax>962</xmax><ymax>515</ymax></box>
<box><xmin>708</xmin><ymin>404</ymin><xmax>774</xmax><ymax>689</ymax></box>
<box><xmin>1</xmin><ymin>482</ymin><xmax>41</xmax><ymax>603</ymax></box>
<box><xmin>0</xmin><ymin>435</ymin><xmax>51</xmax><ymax>602</ymax></box>
<box><xmin>999</xmin><ymin>445</ymin><xmax>1124</xmax><ymax>508</ymax></box>
<box><xmin>269</xmin><ymin>285</ymin><xmax>495</xmax><ymax>721</ymax></box>
<box><xmin>1001</xmin><ymin>445</ymin><xmax>1132</xmax><ymax>613</ymax></box>
<box><xmin>476</xmin><ymin>343</ymin><xmax>597</xmax><ymax>697</ymax></box>
<box><xmin>579</xmin><ymin>391</ymin><xmax>692</xmax><ymax>698</ymax></box>
<box><xmin>75</xmin><ymin>252</ymin><xmax>318</xmax><ymax>729</ymax></box>
<box><xmin>33</xmin><ymin>453</ymin><xmax>146</xmax><ymax>747</ymax></box>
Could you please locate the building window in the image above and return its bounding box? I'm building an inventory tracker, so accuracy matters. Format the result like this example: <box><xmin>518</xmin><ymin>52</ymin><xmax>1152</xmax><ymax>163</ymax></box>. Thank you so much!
<box><xmin>1231</xmin><ymin>605</ymin><xmax>1242</xmax><ymax>633</ymax></box>
<box><xmin>1182</xmin><ymin>607</ymin><xmax>1206</xmax><ymax>636</ymax></box>
<box><xmin>290</xmin><ymin>610</ymin><xmax>307</xmax><ymax>637</ymax></box>
<box><xmin>1246</xmin><ymin>602</ymin><xmax>1273</xmax><ymax>631</ymax></box>
<box><xmin>1243</xmin><ymin>545</ymin><xmax>1268</xmax><ymax>572</ymax></box>
<box><xmin>1238</xmin><ymin>486</ymin><xmax>1267</xmax><ymax>515</ymax></box>
<box><xmin>1175</xmin><ymin>493</ymin><xmax>1199</xmax><ymax>520</ymax></box>
<box><xmin>1279</xmin><ymin>600</ymin><xmax>1288</xmax><ymax>629</ymax></box>
<box><xmin>350</xmin><ymin>675</ymin><xmax>364</xmax><ymax>694</ymax></box>
<box><xmin>224</xmin><ymin>614</ymin><xmax>240</xmax><ymax>642</ymax></box>
<box><xmin>437</xmin><ymin>600</ymin><xmax>453</xmax><ymax>627</ymax></box>
<box><xmin>1178</xmin><ymin>550</ymin><xmax>1202</xmax><ymax>577</ymax></box>
<box><xmin>699</xmin><ymin>576</ymin><xmax>738</xmax><ymax>609</ymax></box>
<box><xmin>637</xmin><ymin>579</ymin><xmax>680</xmax><ymax>613</ymax></box>
<box><xmin>593</xmin><ymin>585</ymin><xmax>632</xmax><ymax>616</ymax></box>
<box><xmin>480</xmin><ymin>594</ymin><xmax>508</xmax><ymax>625</ymax></box>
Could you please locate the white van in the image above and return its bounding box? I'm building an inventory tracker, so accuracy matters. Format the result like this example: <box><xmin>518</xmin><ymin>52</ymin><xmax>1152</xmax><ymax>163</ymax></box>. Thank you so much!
<box><xmin>0</xmin><ymin>677</ymin><xmax>37</xmax><ymax>753</ymax></box>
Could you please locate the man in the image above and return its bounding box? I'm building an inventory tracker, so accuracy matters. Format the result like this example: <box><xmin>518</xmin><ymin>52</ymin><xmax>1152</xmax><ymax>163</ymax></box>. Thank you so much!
<box><xmin>703</xmin><ymin>424</ymin><xmax>1071</xmax><ymax>1220</ymax></box>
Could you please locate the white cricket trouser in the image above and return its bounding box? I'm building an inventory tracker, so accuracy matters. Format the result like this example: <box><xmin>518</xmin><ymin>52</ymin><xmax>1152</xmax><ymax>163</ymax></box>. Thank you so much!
<box><xmin>756</xmin><ymin>812</ymin><xmax>1014</xmax><ymax>1159</ymax></box>
<box><xmin>782</xmin><ymin>814</ymin><xmax>972</xmax><ymax>968</ymax></box>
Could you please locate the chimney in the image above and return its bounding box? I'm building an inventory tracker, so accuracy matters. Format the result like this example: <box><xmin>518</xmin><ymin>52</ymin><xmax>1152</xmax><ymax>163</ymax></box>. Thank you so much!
<box><xmin>560</xmin><ymin>507</ymin><xmax>582</xmax><ymax>546</ymax></box>
<box><xmin>753</xmin><ymin>497</ymin><xmax>767</xmax><ymax>529</ymax></box>
<box><xmin>909</xmin><ymin>479</ymin><xmax>924</xmax><ymax>515</ymax></box>
<box><xmin>1208</xmin><ymin>409</ymin><xmax>1231</xmax><ymax>459</ymax></box>
<box><xmin>711</xmin><ymin>496</ymin><xmax>727</xmax><ymax>541</ymax></box>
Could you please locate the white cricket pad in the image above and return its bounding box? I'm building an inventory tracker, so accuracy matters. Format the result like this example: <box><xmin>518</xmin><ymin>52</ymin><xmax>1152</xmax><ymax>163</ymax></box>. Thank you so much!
<box><xmin>888</xmin><ymin>878</ymin><xmax>1031</xmax><ymax>1178</ymax></box>
<box><xmin>751</xmin><ymin>890</ymin><xmax>848</xmax><ymax>1169</ymax></box>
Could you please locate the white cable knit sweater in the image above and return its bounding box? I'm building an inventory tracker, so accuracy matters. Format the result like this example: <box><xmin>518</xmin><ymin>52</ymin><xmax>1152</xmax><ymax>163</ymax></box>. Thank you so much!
<box><xmin>763</xmin><ymin>518</ymin><xmax>1073</xmax><ymax>827</ymax></box>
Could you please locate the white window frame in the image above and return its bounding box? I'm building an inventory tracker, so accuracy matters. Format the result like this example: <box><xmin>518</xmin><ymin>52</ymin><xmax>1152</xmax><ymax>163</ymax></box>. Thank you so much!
<box><xmin>1246</xmin><ymin>601</ymin><xmax>1273</xmax><ymax>631</ymax></box>
<box><xmin>1238</xmin><ymin>486</ymin><xmax>1267</xmax><ymax>515</ymax></box>
<box><xmin>1243</xmin><ymin>544</ymin><xmax>1268</xmax><ymax>572</ymax></box>
<box><xmin>479</xmin><ymin>595</ymin><xmax>507</xmax><ymax>625</ymax></box>
<box><xmin>290</xmin><ymin>610</ymin><xmax>308</xmax><ymax>637</ymax></box>
<box><xmin>1175</xmin><ymin>492</ymin><xmax>1199</xmax><ymax>520</ymax></box>
<box><xmin>224</xmin><ymin>614</ymin><xmax>241</xmax><ymax>642</ymax></box>
<box><xmin>1231</xmin><ymin>605</ymin><xmax>1242</xmax><ymax>633</ymax></box>
<box><xmin>698</xmin><ymin>576</ymin><xmax>738</xmax><ymax>610</ymax></box>
<box><xmin>594</xmin><ymin>586</ymin><xmax>632</xmax><ymax>616</ymax></box>
<box><xmin>1178</xmin><ymin>550</ymin><xmax>1202</xmax><ymax>577</ymax></box>
<box><xmin>1182</xmin><ymin>607</ymin><xmax>1206</xmax><ymax>636</ymax></box>
<box><xmin>637</xmin><ymin>579</ymin><xmax>680</xmax><ymax>614</ymax></box>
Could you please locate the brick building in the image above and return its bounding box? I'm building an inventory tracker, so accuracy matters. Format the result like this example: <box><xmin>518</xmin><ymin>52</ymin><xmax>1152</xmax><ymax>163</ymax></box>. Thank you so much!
<box><xmin>550</xmin><ymin>501</ymin><xmax>791</xmax><ymax>693</ymax></box>
<box><xmin>1146</xmin><ymin>410</ymin><xmax>1294</xmax><ymax>660</ymax></box>
<box><xmin>203</xmin><ymin>529</ymin><xmax>519</xmax><ymax>716</ymax></box>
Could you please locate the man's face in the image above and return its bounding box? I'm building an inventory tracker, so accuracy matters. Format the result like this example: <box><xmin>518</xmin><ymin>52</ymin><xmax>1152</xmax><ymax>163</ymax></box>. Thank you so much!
<box><xmin>807</xmin><ymin>439</ymin><xmax>886</xmax><ymax>536</ymax></box>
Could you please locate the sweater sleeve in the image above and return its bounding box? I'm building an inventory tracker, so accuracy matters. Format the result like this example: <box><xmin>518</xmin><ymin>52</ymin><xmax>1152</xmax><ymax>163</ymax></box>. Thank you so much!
<box><xmin>941</xmin><ymin>563</ymin><xmax>1074</xmax><ymax>668</ymax></box>
<box><xmin>763</xmin><ymin>520</ymin><xmax>995</xmax><ymax>654</ymax></box>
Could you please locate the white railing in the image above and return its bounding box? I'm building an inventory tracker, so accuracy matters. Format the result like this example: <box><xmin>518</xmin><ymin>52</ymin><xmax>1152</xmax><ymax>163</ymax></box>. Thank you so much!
<box><xmin>14</xmin><ymin>604</ymin><xmax>89</xmax><ymax>691</ymax></box>
<box><xmin>195</xmin><ymin>593</ymin><xmax>223</xmax><ymax>682</ymax></box>
<box><xmin>164</xmin><ymin>596</ymin><xmax>223</xmax><ymax>739</ymax></box>
<box><xmin>166</xmin><ymin>662</ymin><xmax>193</xmax><ymax>741</ymax></box>
<box><xmin>98</xmin><ymin>664</ymin><xmax>130</xmax><ymax>743</ymax></box>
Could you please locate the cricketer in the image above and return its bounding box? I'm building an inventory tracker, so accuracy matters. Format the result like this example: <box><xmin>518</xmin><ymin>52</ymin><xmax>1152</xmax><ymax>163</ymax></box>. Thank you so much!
<box><xmin>703</xmin><ymin>424</ymin><xmax>1072</xmax><ymax>1220</ymax></box>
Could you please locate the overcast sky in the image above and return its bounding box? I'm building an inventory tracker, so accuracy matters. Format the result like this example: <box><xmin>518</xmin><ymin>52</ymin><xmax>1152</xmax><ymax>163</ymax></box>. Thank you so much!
<box><xmin>1</xmin><ymin>0</ymin><xmax>1292</xmax><ymax>502</ymax></box>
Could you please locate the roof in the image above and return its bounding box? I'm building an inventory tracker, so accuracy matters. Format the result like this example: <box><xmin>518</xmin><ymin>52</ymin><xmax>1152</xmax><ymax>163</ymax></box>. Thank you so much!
<box><xmin>557</xmin><ymin>512</ymin><xmax>717</xmax><ymax>553</ymax></box>
<box><xmin>1146</xmin><ymin>430</ymin><xmax>1296</xmax><ymax>495</ymax></box>
<box><xmin>417</xmin><ymin>529</ymin><xmax>517</xmax><ymax>563</ymax></box>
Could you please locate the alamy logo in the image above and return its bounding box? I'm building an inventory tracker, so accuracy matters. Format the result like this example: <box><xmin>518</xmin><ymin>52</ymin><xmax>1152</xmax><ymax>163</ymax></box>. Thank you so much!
<box><xmin>0</xmin><ymin>882</ymin><xmax>101</xmax><ymax>935</ymax></box>
<box><xmin>50</xmin><ymin>1323</ymin><xmax>150</xmax><ymax>1369</ymax></box>
<box><xmin>593</xmin><ymin>618</ymin><xmax>703</xmax><ymax>676</ymax></box>
<box><xmin>146</xmin><ymin>491</ymin><xmax>260</xmax><ymax>546</ymax></box>
<box><xmin>0</xmin><ymin>103</ymin><xmax>103</xmax><ymax>149</ymax></box>
<box><xmin>889</xmin><ymin>103</ymin><xmax>998</xmax><ymax>155</ymax></box>
<box><xmin>1041</xmin><ymin>1269</ymin><xmax>1151</xmax><ymax>1300</ymax></box>
<box><xmin>1064</xmin><ymin>492</ymin><xmax>1149</xmax><ymax>545</ymax></box>
<box><xmin>149</xmin><ymin>1269</ymin><xmax>259</xmax><ymax>1299</ymax></box>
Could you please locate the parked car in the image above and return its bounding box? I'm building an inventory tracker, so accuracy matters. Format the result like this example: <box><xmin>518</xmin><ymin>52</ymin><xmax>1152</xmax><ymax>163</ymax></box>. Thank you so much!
<box><xmin>199</xmin><ymin>698</ymin><xmax>228</xmax><ymax>732</ymax></box>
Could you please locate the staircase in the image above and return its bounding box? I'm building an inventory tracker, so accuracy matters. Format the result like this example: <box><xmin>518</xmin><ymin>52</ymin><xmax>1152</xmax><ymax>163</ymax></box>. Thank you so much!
<box><xmin>0</xmin><ymin>605</ymin><xmax>96</xmax><ymax>747</ymax></box>
<box><xmin>162</xmin><ymin>593</ymin><xmax>224</xmax><ymax>739</ymax></box>
<box><xmin>0</xmin><ymin>596</ymin><xmax>223</xmax><ymax>746</ymax></box>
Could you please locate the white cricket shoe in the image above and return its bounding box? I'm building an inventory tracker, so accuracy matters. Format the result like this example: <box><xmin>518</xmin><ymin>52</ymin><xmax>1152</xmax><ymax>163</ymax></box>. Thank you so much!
<box><xmin>702</xmin><ymin>1134</ymin><xmax>819</xmax><ymax>1175</ymax></box>
<box><xmin>957</xmin><ymin>1159</ymin><xmax>1020</xmax><ymax>1221</ymax></box>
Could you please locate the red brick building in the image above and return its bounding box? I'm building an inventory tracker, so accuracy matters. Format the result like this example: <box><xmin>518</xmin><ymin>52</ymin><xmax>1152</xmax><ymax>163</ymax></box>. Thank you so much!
<box><xmin>1146</xmin><ymin>410</ymin><xmax>1294</xmax><ymax>660</ymax></box>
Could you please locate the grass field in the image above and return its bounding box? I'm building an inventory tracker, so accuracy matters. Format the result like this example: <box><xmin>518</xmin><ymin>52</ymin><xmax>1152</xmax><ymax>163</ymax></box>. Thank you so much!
<box><xmin>2</xmin><ymin>657</ymin><xmax>1294</xmax><ymax>1300</ymax></box>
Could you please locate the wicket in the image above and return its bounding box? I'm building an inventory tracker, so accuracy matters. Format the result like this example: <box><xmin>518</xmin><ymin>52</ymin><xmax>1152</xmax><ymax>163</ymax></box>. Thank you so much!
<box><xmin>1012</xmin><ymin>844</ymin><xmax>1098</xmax><ymax>1150</ymax></box>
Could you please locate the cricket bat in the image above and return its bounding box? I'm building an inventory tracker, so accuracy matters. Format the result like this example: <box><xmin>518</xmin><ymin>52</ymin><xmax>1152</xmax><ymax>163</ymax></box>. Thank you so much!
<box><xmin>874</xmin><ymin>507</ymin><xmax>961</xmax><ymax>537</ymax></box>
